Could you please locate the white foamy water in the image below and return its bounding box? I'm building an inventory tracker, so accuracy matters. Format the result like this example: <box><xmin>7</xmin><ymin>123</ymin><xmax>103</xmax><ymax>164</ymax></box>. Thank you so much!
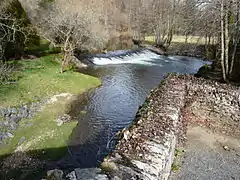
<box><xmin>91</xmin><ymin>50</ymin><xmax>161</xmax><ymax>66</ymax></box>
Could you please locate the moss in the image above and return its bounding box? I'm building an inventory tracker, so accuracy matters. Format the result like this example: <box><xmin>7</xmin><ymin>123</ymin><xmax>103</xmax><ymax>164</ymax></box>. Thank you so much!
<box><xmin>171</xmin><ymin>148</ymin><xmax>185</xmax><ymax>172</ymax></box>
<box><xmin>101</xmin><ymin>161</ymin><xmax>118</xmax><ymax>173</ymax></box>
<box><xmin>171</xmin><ymin>163</ymin><xmax>181</xmax><ymax>172</ymax></box>
<box><xmin>196</xmin><ymin>64</ymin><xmax>212</xmax><ymax>77</ymax></box>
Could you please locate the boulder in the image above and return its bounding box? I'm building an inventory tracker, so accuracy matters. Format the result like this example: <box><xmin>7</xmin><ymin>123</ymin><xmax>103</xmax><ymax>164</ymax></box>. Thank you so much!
<box><xmin>47</xmin><ymin>169</ymin><xmax>64</xmax><ymax>180</ymax></box>
<box><xmin>74</xmin><ymin>168</ymin><xmax>108</xmax><ymax>180</ymax></box>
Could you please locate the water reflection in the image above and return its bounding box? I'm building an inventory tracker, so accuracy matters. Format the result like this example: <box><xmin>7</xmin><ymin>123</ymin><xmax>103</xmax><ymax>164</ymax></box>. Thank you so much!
<box><xmin>59</xmin><ymin>56</ymin><xmax>209</xmax><ymax>169</ymax></box>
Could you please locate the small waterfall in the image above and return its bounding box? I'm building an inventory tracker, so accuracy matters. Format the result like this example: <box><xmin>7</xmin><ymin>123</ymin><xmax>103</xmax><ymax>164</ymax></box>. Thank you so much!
<box><xmin>88</xmin><ymin>49</ymin><xmax>162</xmax><ymax>66</ymax></box>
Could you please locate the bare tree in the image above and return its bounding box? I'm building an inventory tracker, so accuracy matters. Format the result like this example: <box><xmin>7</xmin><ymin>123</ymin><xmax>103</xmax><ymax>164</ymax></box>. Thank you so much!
<box><xmin>34</xmin><ymin>1</ymin><xmax>109</xmax><ymax>72</ymax></box>
<box><xmin>16</xmin><ymin>0</ymin><xmax>240</xmax><ymax>80</ymax></box>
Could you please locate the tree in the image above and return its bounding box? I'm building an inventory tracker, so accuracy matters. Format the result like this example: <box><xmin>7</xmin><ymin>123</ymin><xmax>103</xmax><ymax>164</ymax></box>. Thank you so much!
<box><xmin>0</xmin><ymin>0</ymin><xmax>29</xmax><ymax>60</ymax></box>
<box><xmin>218</xmin><ymin>0</ymin><xmax>240</xmax><ymax>81</ymax></box>
<box><xmin>34</xmin><ymin>1</ymin><xmax>109</xmax><ymax>72</ymax></box>
<box><xmin>19</xmin><ymin>0</ymin><xmax>132</xmax><ymax>72</ymax></box>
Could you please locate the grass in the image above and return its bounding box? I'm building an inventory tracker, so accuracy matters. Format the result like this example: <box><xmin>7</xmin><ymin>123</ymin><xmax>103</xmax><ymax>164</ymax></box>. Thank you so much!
<box><xmin>0</xmin><ymin>55</ymin><xmax>100</xmax><ymax>107</ymax></box>
<box><xmin>0</xmin><ymin>96</ymin><xmax>78</xmax><ymax>160</ymax></box>
<box><xmin>145</xmin><ymin>35</ymin><xmax>214</xmax><ymax>45</ymax></box>
<box><xmin>171</xmin><ymin>148</ymin><xmax>185</xmax><ymax>172</ymax></box>
<box><xmin>24</xmin><ymin>39</ymin><xmax>61</xmax><ymax>55</ymax></box>
<box><xmin>0</xmin><ymin>55</ymin><xmax>101</xmax><ymax>160</ymax></box>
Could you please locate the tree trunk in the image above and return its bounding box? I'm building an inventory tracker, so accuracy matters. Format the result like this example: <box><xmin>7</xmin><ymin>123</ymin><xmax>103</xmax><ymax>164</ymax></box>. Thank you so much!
<box><xmin>221</xmin><ymin>0</ymin><xmax>227</xmax><ymax>81</ymax></box>
<box><xmin>224</xmin><ymin>2</ymin><xmax>229</xmax><ymax>78</ymax></box>
<box><xmin>230</xmin><ymin>2</ymin><xmax>240</xmax><ymax>75</ymax></box>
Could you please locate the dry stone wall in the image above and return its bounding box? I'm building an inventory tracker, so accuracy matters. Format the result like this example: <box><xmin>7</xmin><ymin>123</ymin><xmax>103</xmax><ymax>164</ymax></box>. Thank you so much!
<box><xmin>48</xmin><ymin>75</ymin><xmax>240</xmax><ymax>180</ymax></box>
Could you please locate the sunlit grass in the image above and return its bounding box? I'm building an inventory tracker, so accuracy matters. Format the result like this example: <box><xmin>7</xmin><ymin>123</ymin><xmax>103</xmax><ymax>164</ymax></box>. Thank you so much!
<box><xmin>145</xmin><ymin>35</ymin><xmax>216</xmax><ymax>45</ymax></box>
<box><xmin>0</xmin><ymin>55</ymin><xmax>101</xmax><ymax>107</ymax></box>
<box><xmin>0</xmin><ymin>55</ymin><xmax>101</xmax><ymax>160</ymax></box>
<box><xmin>0</xmin><ymin>96</ymin><xmax>78</xmax><ymax>160</ymax></box>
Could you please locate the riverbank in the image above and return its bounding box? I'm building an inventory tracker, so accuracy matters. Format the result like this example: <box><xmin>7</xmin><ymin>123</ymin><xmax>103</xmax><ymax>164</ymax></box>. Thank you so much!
<box><xmin>142</xmin><ymin>35</ymin><xmax>216</xmax><ymax>60</ymax></box>
<box><xmin>0</xmin><ymin>55</ymin><xmax>101</xmax><ymax>179</ymax></box>
<box><xmin>63</xmin><ymin>74</ymin><xmax>239</xmax><ymax>180</ymax></box>
<box><xmin>102</xmin><ymin>74</ymin><xmax>239</xmax><ymax>180</ymax></box>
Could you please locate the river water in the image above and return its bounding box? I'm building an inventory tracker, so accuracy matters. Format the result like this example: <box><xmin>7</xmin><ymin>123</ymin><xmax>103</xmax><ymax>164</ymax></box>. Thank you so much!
<box><xmin>57</xmin><ymin>50</ymin><xmax>210</xmax><ymax>170</ymax></box>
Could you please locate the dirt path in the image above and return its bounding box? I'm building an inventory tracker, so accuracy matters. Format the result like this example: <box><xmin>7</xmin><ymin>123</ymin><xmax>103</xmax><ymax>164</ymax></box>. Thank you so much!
<box><xmin>170</xmin><ymin>125</ymin><xmax>240</xmax><ymax>180</ymax></box>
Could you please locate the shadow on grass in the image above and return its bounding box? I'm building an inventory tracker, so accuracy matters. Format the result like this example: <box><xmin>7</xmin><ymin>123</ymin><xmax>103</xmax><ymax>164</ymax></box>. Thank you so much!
<box><xmin>24</xmin><ymin>40</ymin><xmax>61</xmax><ymax>59</ymax></box>
<box><xmin>0</xmin><ymin>140</ymin><xmax>104</xmax><ymax>180</ymax></box>
<box><xmin>0</xmin><ymin>91</ymin><xmax>108</xmax><ymax>180</ymax></box>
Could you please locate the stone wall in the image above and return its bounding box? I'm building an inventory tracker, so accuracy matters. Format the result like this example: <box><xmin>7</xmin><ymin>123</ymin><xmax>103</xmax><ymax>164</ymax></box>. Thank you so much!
<box><xmin>99</xmin><ymin>75</ymin><xmax>240</xmax><ymax>180</ymax></box>
<box><xmin>101</xmin><ymin>75</ymin><xmax>187</xmax><ymax>180</ymax></box>
<box><xmin>48</xmin><ymin>75</ymin><xmax>240</xmax><ymax>180</ymax></box>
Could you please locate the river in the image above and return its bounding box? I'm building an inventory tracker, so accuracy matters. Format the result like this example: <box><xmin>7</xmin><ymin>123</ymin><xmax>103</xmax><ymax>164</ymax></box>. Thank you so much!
<box><xmin>55</xmin><ymin>50</ymin><xmax>210</xmax><ymax>170</ymax></box>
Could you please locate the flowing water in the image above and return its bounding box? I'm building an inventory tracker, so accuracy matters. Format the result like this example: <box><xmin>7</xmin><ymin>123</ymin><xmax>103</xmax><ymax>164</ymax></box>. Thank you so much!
<box><xmin>56</xmin><ymin>50</ymin><xmax>210</xmax><ymax>170</ymax></box>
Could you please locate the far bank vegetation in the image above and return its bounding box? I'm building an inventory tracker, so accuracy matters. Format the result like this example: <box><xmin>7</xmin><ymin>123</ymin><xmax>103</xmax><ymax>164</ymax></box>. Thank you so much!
<box><xmin>0</xmin><ymin>0</ymin><xmax>240</xmax><ymax>81</ymax></box>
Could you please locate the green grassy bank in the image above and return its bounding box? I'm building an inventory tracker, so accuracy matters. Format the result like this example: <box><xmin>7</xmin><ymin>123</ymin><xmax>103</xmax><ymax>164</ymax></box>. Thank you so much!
<box><xmin>0</xmin><ymin>55</ymin><xmax>101</xmax><ymax>161</ymax></box>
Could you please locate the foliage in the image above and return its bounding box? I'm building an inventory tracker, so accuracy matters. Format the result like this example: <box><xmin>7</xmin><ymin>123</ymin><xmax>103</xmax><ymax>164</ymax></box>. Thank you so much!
<box><xmin>171</xmin><ymin>148</ymin><xmax>185</xmax><ymax>172</ymax></box>
<box><xmin>0</xmin><ymin>0</ymin><xmax>40</xmax><ymax>60</ymax></box>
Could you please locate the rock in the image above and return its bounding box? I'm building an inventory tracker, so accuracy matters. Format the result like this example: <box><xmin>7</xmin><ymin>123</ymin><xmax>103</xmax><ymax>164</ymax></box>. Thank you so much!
<box><xmin>66</xmin><ymin>171</ymin><xmax>77</xmax><ymax>180</ymax></box>
<box><xmin>223</xmin><ymin>145</ymin><xmax>230</xmax><ymax>151</ymax></box>
<box><xmin>47</xmin><ymin>169</ymin><xmax>64</xmax><ymax>180</ymax></box>
<box><xmin>6</xmin><ymin>132</ymin><xmax>14</xmax><ymax>138</ymax></box>
<box><xmin>3</xmin><ymin>120</ymin><xmax>9</xmax><ymax>126</ymax></box>
<box><xmin>74</xmin><ymin>168</ymin><xmax>108</xmax><ymax>180</ymax></box>
<box><xmin>56</xmin><ymin>114</ymin><xmax>71</xmax><ymax>126</ymax></box>
<box><xmin>123</xmin><ymin>130</ymin><xmax>130</xmax><ymax>140</ymax></box>
<box><xmin>95</xmin><ymin>174</ymin><xmax>108</xmax><ymax>180</ymax></box>
<box><xmin>9</xmin><ymin>115</ymin><xmax>20</xmax><ymax>123</ymax></box>
<box><xmin>9</xmin><ymin>121</ymin><xmax>18</xmax><ymax>130</ymax></box>
<box><xmin>112</xmin><ymin>176</ymin><xmax>121</xmax><ymax>180</ymax></box>
<box><xmin>11</xmin><ymin>108</ymin><xmax>18</xmax><ymax>114</ymax></box>
<box><xmin>18</xmin><ymin>137</ymin><xmax>25</xmax><ymax>145</ymax></box>
<box><xmin>101</xmin><ymin>162</ymin><xmax>118</xmax><ymax>172</ymax></box>
<box><xmin>4</xmin><ymin>109</ymin><xmax>11</xmax><ymax>117</ymax></box>
<box><xmin>0</xmin><ymin>134</ymin><xmax>6</xmax><ymax>143</ymax></box>
<box><xmin>56</xmin><ymin>119</ymin><xmax>64</xmax><ymax>126</ymax></box>
<box><xmin>0</xmin><ymin>108</ymin><xmax>6</xmax><ymax>117</ymax></box>
<box><xmin>27</xmin><ymin>112</ymin><xmax>33</xmax><ymax>118</ymax></box>
<box><xmin>8</xmin><ymin>107</ymin><xmax>13</xmax><ymax>114</ymax></box>
<box><xmin>19</xmin><ymin>109</ymin><xmax>29</xmax><ymax>118</ymax></box>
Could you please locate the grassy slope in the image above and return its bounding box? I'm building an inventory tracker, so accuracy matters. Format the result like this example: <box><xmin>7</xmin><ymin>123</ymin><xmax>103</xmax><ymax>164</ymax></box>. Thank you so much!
<box><xmin>0</xmin><ymin>55</ymin><xmax>100</xmax><ymax>107</ymax></box>
<box><xmin>0</xmin><ymin>55</ymin><xmax>101</xmax><ymax>160</ymax></box>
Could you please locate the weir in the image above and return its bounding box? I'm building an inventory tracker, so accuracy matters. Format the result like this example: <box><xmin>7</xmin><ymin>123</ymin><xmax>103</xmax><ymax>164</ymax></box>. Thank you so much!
<box><xmin>57</xmin><ymin>51</ymin><xmax>210</xmax><ymax>171</ymax></box>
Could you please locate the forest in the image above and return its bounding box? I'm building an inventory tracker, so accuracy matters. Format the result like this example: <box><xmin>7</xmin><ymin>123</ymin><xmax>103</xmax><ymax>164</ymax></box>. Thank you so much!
<box><xmin>0</xmin><ymin>0</ymin><xmax>239</xmax><ymax>81</ymax></box>
<box><xmin>0</xmin><ymin>1</ymin><xmax>240</xmax><ymax>179</ymax></box>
